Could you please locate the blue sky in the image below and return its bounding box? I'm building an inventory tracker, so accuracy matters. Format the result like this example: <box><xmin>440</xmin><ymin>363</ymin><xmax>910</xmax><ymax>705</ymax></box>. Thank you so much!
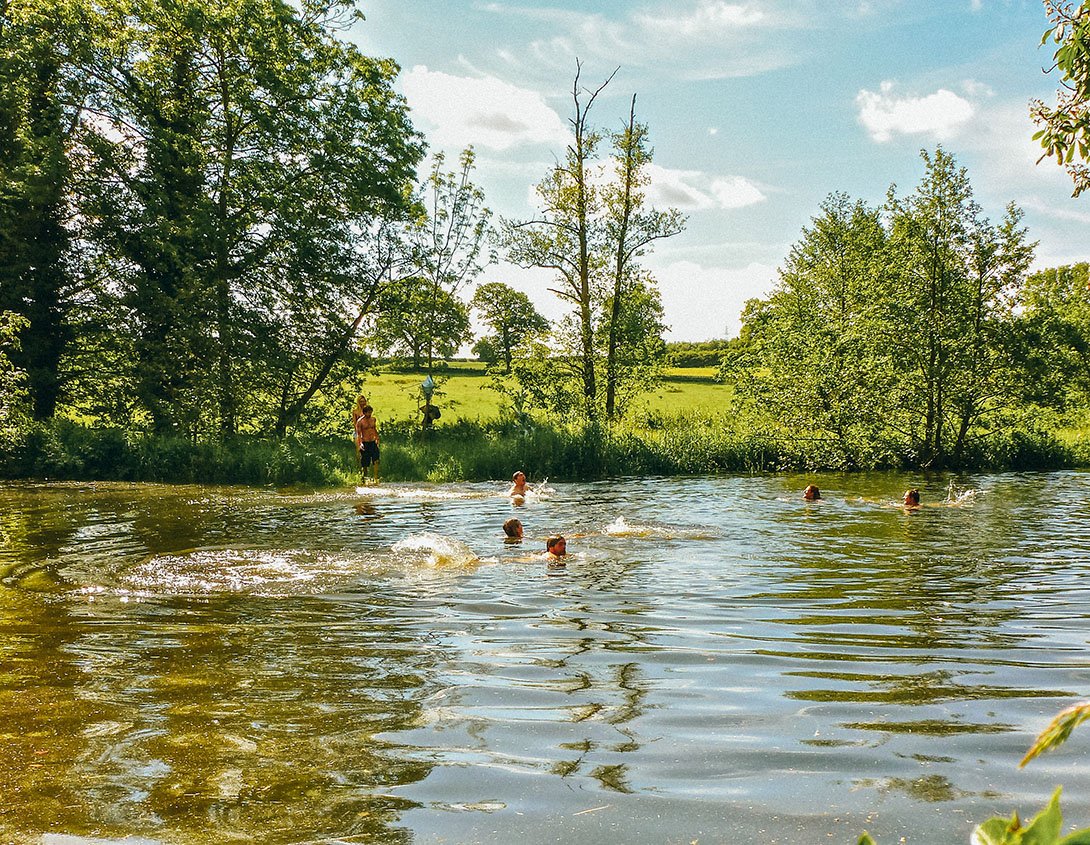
<box><xmin>351</xmin><ymin>0</ymin><xmax>1089</xmax><ymax>341</ymax></box>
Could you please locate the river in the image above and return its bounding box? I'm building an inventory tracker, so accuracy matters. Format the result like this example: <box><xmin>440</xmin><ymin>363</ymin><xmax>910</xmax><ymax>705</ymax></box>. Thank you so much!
<box><xmin>1</xmin><ymin>473</ymin><xmax>1089</xmax><ymax>844</ymax></box>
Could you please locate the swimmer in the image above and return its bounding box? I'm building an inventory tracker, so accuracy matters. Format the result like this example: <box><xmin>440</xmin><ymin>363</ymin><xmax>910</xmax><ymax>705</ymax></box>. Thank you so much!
<box><xmin>509</xmin><ymin>470</ymin><xmax>532</xmax><ymax>498</ymax></box>
<box><xmin>903</xmin><ymin>488</ymin><xmax>920</xmax><ymax>507</ymax></box>
<box><xmin>803</xmin><ymin>484</ymin><xmax>821</xmax><ymax>501</ymax></box>
<box><xmin>503</xmin><ymin>518</ymin><xmax>523</xmax><ymax>542</ymax></box>
<box><xmin>545</xmin><ymin>535</ymin><xmax>567</xmax><ymax>565</ymax></box>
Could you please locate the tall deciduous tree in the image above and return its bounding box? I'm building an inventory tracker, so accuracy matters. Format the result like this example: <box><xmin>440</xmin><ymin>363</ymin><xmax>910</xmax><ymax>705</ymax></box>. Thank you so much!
<box><xmin>1032</xmin><ymin>1</ymin><xmax>1090</xmax><ymax>196</ymax></box>
<box><xmin>402</xmin><ymin>148</ymin><xmax>492</xmax><ymax>372</ymax></box>
<box><xmin>601</xmin><ymin>95</ymin><xmax>684</xmax><ymax>418</ymax></box>
<box><xmin>470</xmin><ymin>282</ymin><xmax>548</xmax><ymax>373</ymax></box>
<box><xmin>0</xmin><ymin>0</ymin><xmax>92</xmax><ymax>419</ymax></box>
<box><xmin>82</xmin><ymin>0</ymin><xmax>422</xmax><ymax>437</ymax></box>
<box><xmin>502</xmin><ymin>65</ymin><xmax>682</xmax><ymax>422</ymax></box>
<box><xmin>883</xmin><ymin>148</ymin><xmax>1034</xmax><ymax>466</ymax></box>
<box><xmin>734</xmin><ymin>150</ymin><xmax>1036</xmax><ymax>468</ymax></box>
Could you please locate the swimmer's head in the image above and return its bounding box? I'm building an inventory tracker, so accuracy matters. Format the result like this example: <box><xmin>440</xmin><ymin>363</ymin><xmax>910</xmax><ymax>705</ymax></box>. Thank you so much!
<box><xmin>903</xmin><ymin>489</ymin><xmax>920</xmax><ymax>506</ymax></box>
<box><xmin>503</xmin><ymin>518</ymin><xmax>523</xmax><ymax>539</ymax></box>
<box><xmin>512</xmin><ymin>470</ymin><xmax>526</xmax><ymax>483</ymax></box>
<box><xmin>361</xmin><ymin>405</ymin><xmax>373</xmax><ymax>415</ymax></box>
<box><xmin>546</xmin><ymin>535</ymin><xmax>566</xmax><ymax>556</ymax></box>
<box><xmin>803</xmin><ymin>484</ymin><xmax>821</xmax><ymax>501</ymax></box>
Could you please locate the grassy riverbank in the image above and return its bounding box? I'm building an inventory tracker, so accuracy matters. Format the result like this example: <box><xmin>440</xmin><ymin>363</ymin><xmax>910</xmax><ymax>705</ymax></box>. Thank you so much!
<box><xmin>2</xmin><ymin>412</ymin><xmax>1085</xmax><ymax>487</ymax></box>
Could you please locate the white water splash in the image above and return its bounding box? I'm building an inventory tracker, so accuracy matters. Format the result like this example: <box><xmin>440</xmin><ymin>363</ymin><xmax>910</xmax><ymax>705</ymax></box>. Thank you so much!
<box><xmin>391</xmin><ymin>533</ymin><xmax>480</xmax><ymax>569</ymax></box>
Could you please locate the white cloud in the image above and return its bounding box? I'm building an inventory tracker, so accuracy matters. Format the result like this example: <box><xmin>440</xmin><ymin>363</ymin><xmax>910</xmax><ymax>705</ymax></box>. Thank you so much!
<box><xmin>401</xmin><ymin>66</ymin><xmax>569</xmax><ymax>152</ymax></box>
<box><xmin>652</xmin><ymin>259</ymin><xmax>777</xmax><ymax>339</ymax></box>
<box><xmin>647</xmin><ymin>164</ymin><xmax>766</xmax><ymax>210</ymax></box>
<box><xmin>856</xmin><ymin>81</ymin><xmax>975</xmax><ymax>142</ymax></box>
<box><xmin>635</xmin><ymin>2</ymin><xmax>765</xmax><ymax>39</ymax></box>
<box><xmin>481</xmin><ymin>0</ymin><xmax>803</xmax><ymax>81</ymax></box>
<box><xmin>961</xmin><ymin>79</ymin><xmax>994</xmax><ymax>98</ymax></box>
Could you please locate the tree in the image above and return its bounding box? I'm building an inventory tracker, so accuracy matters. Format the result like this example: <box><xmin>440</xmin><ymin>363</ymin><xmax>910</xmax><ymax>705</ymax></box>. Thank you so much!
<box><xmin>369</xmin><ymin>277</ymin><xmax>470</xmax><ymax>370</ymax></box>
<box><xmin>1019</xmin><ymin>262</ymin><xmax>1090</xmax><ymax>411</ymax></box>
<box><xmin>601</xmin><ymin>95</ymin><xmax>684</xmax><ymax>418</ymax></box>
<box><xmin>730</xmin><ymin>193</ymin><xmax>892</xmax><ymax>458</ymax></box>
<box><xmin>0</xmin><ymin>0</ymin><xmax>93</xmax><ymax>419</ymax></box>
<box><xmin>883</xmin><ymin>148</ymin><xmax>1035</xmax><ymax>466</ymax></box>
<box><xmin>1032</xmin><ymin>1</ymin><xmax>1090</xmax><ymax>197</ymax></box>
<box><xmin>470</xmin><ymin>282</ymin><xmax>548</xmax><ymax>373</ymax></box>
<box><xmin>502</xmin><ymin>65</ymin><xmax>612</xmax><ymax>421</ymax></box>
<box><xmin>396</xmin><ymin>148</ymin><xmax>492</xmax><ymax>373</ymax></box>
<box><xmin>734</xmin><ymin>150</ymin><xmax>1036</xmax><ymax>468</ymax></box>
<box><xmin>501</xmin><ymin>64</ymin><xmax>682</xmax><ymax>422</ymax></box>
<box><xmin>80</xmin><ymin>0</ymin><xmax>422</xmax><ymax>437</ymax></box>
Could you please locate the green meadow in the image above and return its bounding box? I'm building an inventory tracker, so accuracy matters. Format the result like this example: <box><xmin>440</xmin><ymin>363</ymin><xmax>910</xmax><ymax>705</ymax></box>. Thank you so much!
<box><xmin>361</xmin><ymin>363</ymin><xmax>730</xmax><ymax>430</ymax></box>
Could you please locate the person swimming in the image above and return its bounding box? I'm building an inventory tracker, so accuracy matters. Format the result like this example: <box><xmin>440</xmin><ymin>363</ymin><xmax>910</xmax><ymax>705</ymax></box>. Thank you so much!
<box><xmin>545</xmin><ymin>535</ymin><xmax>567</xmax><ymax>566</ymax></box>
<box><xmin>803</xmin><ymin>484</ymin><xmax>821</xmax><ymax>501</ymax></box>
<box><xmin>503</xmin><ymin>518</ymin><xmax>523</xmax><ymax>542</ymax></box>
<box><xmin>509</xmin><ymin>470</ymin><xmax>532</xmax><ymax>498</ymax></box>
<box><xmin>903</xmin><ymin>488</ymin><xmax>920</xmax><ymax>507</ymax></box>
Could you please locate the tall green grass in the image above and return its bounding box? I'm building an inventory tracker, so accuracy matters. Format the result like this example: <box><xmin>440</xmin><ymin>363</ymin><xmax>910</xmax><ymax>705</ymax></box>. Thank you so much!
<box><xmin>0</xmin><ymin>414</ymin><xmax>1081</xmax><ymax>487</ymax></box>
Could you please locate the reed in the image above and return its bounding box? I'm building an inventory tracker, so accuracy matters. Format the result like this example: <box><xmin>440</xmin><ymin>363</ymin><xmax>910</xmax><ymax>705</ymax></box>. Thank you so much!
<box><xmin>0</xmin><ymin>415</ymin><xmax>1081</xmax><ymax>486</ymax></box>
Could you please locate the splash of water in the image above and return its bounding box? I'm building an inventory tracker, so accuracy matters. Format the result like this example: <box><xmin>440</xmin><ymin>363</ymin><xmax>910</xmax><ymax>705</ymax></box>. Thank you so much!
<box><xmin>391</xmin><ymin>533</ymin><xmax>480</xmax><ymax>569</ymax></box>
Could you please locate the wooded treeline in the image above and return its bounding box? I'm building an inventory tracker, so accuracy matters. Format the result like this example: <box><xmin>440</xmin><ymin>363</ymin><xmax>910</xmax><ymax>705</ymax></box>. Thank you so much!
<box><xmin>725</xmin><ymin>149</ymin><xmax>1090</xmax><ymax>469</ymax></box>
<box><xmin>1</xmin><ymin>2</ymin><xmax>681</xmax><ymax>442</ymax></box>
<box><xmin>4</xmin><ymin>0</ymin><xmax>1090</xmax><ymax>477</ymax></box>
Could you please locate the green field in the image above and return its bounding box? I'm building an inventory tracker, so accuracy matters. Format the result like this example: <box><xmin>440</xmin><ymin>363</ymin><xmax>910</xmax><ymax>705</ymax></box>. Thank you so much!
<box><xmin>357</xmin><ymin>363</ymin><xmax>730</xmax><ymax>427</ymax></box>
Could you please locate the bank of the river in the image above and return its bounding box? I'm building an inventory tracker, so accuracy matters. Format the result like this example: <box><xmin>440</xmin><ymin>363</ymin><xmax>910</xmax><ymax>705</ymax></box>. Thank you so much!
<box><xmin>1</xmin><ymin>414</ymin><xmax>1085</xmax><ymax>486</ymax></box>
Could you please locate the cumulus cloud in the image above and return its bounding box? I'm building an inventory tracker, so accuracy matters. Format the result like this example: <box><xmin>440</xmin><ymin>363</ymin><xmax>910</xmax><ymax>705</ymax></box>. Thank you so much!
<box><xmin>401</xmin><ymin>66</ymin><xmax>569</xmax><ymax>151</ymax></box>
<box><xmin>647</xmin><ymin>164</ymin><xmax>766</xmax><ymax>210</ymax></box>
<box><xmin>856</xmin><ymin>81</ymin><xmax>975</xmax><ymax>142</ymax></box>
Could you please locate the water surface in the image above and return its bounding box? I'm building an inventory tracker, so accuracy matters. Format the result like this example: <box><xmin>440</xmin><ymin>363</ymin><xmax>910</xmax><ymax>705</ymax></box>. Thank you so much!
<box><xmin>2</xmin><ymin>473</ymin><xmax>1089</xmax><ymax>844</ymax></box>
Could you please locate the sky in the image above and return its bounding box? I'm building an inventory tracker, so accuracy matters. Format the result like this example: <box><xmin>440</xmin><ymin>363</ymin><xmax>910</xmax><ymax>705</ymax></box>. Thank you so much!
<box><xmin>349</xmin><ymin>0</ymin><xmax>1090</xmax><ymax>341</ymax></box>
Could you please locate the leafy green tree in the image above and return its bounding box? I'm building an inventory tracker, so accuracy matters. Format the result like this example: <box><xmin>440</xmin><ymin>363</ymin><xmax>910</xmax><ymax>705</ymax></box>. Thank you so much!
<box><xmin>734</xmin><ymin>150</ymin><xmax>1035</xmax><ymax>468</ymax></box>
<box><xmin>0</xmin><ymin>0</ymin><xmax>94</xmax><ymax>419</ymax></box>
<box><xmin>402</xmin><ymin>148</ymin><xmax>492</xmax><ymax>373</ymax></box>
<box><xmin>1032</xmin><ymin>1</ymin><xmax>1090</xmax><ymax>196</ymax></box>
<box><xmin>81</xmin><ymin>0</ymin><xmax>422</xmax><ymax>436</ymax></box>
<box><xmin>470</xmin><ymin>281</ymin><xmax>548</xmax><ymax>373</ymax></box>
<box><xmin>369</xmin><ymin>277</ymin><xmax>470</xmax><ymax>370</ymax></box>
<box><xmin>883</xmin><ymin>149</ymin><xmax>1035</xmax><ymax>466</ymax></box>
<box><xmin>501</xmin><ymin>65</ymin><xmax>682</xmax><ymax>422</ymax></box>
<box><xmin>730</xmin><ymin>193</ymin><xmax>892</xmax><ymax>459</ymax></box>
<box><xmin>1019</xmin><ymin>262</ymin><xmax>1090</xmax><ymax>411</ymax></box>
<box><xmin>601</xmin><ymin>95</ymin><xmax>684</xmax><ymax>418</ymax></box>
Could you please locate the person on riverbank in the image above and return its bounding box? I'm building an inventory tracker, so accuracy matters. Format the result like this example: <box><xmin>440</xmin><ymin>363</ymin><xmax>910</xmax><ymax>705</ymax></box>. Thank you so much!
<box><xmin>351</xmin><ymin>395</ymin><xmax>369</xmax><ymax>466</ymax></box>
<box><xmin>903</xmin><ymin>489</ymin><xmax>920</xmax><ymax>507</ymax></box>
<box><xmin>510</xmin><ymin>470</ymin><xmax>532</xmax><ymax>498</ymax></box>
<box><xmin>803</xmin><ymin>484</ymin><xmax>821</xmax><ymax>501</ymax></box>
<box><xmin>503</xmin><ymin>518</ymin><xmax>523</xmax><ymax>542</ymax></box>
<box><xmin>355</xmin><ymin>404</ymin><xmax>380</xmax><ymax>483</ymax></box>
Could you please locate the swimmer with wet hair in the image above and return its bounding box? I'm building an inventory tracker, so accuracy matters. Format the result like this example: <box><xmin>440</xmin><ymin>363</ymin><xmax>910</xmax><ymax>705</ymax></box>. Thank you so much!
<box><xmin>503</xmin><ymin>518</ymin><xmax>523</xmax><ymax>541</ymax></box>
<box><xmin>803</xmin><ymin>484</ymin><xmax>821</xmax><ymax>501</ymax></box>
<box><xmin>903</xmin><ymin>488</ymin><xmax>920</xmax><ymax>507</ymax></box>
<box><xmin>545</xmin><ymin>535</ymin><xmax>567</xmax><ymax>563</ymax></box>
<box><xmin>509</xmin><ymin>470</ymin><xmax>532</xmax><ymax>497</ymax></box>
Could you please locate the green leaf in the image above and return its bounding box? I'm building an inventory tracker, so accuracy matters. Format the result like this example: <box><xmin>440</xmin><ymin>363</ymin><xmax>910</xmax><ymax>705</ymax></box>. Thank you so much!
<box><xmin>973</xmin><ymin>814</ymin><xmax>1022</xmax><ymax>845</ymax></box>
<box><xmin>858</xmin><ymin>834</ymin><xmax>877</xmax><ymax>845</ymax></box>
<box><xmin>1058</xmin><ymin>830</ymin><xmax>1090</xmax><ymax>845</ymax></box>
<box><xmin>1021</xmin><ymin>789</ymin><xmax>1063</xmax><ymax>845</ymax></box>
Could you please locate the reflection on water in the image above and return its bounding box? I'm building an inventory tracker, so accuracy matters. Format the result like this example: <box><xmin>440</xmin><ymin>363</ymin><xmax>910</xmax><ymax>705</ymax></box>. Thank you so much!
<box><xmin>2</xmin><ymin>474</ymin><xmax>1090</xmax><ymax>843</ymax></box>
